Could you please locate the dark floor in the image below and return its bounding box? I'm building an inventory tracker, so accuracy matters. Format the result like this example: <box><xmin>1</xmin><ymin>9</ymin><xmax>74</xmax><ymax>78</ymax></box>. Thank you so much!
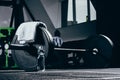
<box><xmin>0</xmin><ymin>68</ymin><xmax>120</xmax><ymax>80</ymax></box>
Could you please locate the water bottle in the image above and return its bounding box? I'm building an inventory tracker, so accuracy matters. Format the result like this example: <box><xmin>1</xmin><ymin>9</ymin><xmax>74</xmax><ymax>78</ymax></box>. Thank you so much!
<box><xmin>37</xmin><ymin>46</ymin><xmax>45</xmax><ymax>71</ymax></box>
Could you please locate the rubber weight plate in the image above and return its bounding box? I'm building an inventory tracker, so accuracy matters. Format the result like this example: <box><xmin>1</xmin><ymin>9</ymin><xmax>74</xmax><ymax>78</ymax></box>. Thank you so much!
<box><xmin>11</xmin><ymin>27</ymin><xmax>53</xmax><ymax>71</ymax></box>
<box><xmin>83</xmin><ymin>34</ymin><xmax>113</xmax><ymax>68</ymax></box>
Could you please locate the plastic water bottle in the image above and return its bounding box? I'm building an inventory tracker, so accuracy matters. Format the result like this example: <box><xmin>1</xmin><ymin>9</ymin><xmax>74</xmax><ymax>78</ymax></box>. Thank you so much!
<box><xmin>38</xmin><ymin>53</ymin><xmax>45</xmax><ymax>71</ymax></box>
<box><xmin>37</xmin><ymin>46</ymin><xmax>45</xmax><ymax>71</ymax></box>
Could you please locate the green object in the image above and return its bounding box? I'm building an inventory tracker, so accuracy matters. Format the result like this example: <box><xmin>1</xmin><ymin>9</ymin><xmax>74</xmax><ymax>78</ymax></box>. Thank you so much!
<box><xmin>0</xmin><ymin>27</ymin><xmax>15</xmax><ymax>69</ymax></box>
<box><xmin>3</xmin><ymin>49</ymin><xmax>9</xmax><ymax>68</ymax></box>
<box><xmin>0</xmin><ymin>27</ymin><xmax>14</xmax><ymax>30</ymax></box>
<box><xmin>0</xmin><ymin>27</ymin><xmax>15</xmax><ymax>36</ymax></box>
<box><xmin>5</xmin><ymin>49</ymin><xmax>9</xmax><ymax>68</ymax></box>
<box><xmin>11</xmin><ymin>63</ymin><xmax>18</xmax><ymax>68</ymax></box>
<box><xmin>0</xmin><ymin>33</ymin><xmax>6</xmax><ymax>38</ymax></box>
<box><xmin>3</xmin><ymin>42</ymin><xmax>18</xmax><ymax>69</ymax></box>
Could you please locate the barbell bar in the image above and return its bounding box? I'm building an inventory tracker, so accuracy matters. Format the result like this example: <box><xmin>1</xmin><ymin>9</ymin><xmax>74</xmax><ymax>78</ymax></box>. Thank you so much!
<box><xmin>3</xmin><ymin>43</ymin><xmax>98</xmax><ymax>54</ymax></box>
<box><xmin>3</xmin><ymin>26</ymin><xmax>113</xmax><ymax>71</ymax></box>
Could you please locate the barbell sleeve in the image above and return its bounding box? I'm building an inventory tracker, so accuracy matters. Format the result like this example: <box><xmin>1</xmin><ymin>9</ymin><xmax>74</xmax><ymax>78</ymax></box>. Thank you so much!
<box><xmin>54</xmin><ymin>47</ymin><xmax>87</xmax><ymax>52</ymax></box>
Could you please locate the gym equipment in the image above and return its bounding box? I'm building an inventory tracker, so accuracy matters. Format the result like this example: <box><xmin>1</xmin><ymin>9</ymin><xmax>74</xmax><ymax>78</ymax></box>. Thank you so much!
<box><xmin>12</xmin><ymin>30</ymin><xmax>113</xmax><ymax>70</ymax></box>
<box><xmin>83</xmin><ymin>34</ymin><xmax>113</xmax><ymax>68</ymax></box>
<box><xmin>0</xmin><ymin>27</ymin><xmax>15</xmax><ymax>69</ymax></box>
<box><xmin>0</xmin><ymin>23</ymin><xmax>113</xmax><ymax>71</ymax></box>
<box><xmin>53</xmin><ymin>34</ymin><xmax>113</xmax><ymax>68</ymax></box>
<box><xmin>0</xmin><ymin>0</ymin><xmax>113</xmax><ymax>70</ymax></box>
<box><xmin>11</xmin><ymin>26</ymin><xmax>53</xmax><ymax>71</ymax></box>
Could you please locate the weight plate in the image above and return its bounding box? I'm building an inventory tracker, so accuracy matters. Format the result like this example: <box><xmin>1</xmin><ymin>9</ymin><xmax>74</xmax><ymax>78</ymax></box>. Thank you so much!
<box><xmin>83</xmin><ymin>34</ymin><xmax>113</xmax><ymax>68</ymax></box>
<box><xmin>11</xmin><ymin>27</ymin><xmax>53</xmax><ymax>71</ymax></box>
<box><xmin>39</xmin><ymin>27</ymin><xmax>54</xmax><ymax>58</ymax></box>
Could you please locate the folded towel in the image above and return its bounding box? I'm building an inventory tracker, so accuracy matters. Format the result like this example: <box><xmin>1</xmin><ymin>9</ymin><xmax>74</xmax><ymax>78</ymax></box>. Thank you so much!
<box><xmin>16</xmin><ymin>21</ymin><xmax>46</xmax><ymax>44</ymax></box>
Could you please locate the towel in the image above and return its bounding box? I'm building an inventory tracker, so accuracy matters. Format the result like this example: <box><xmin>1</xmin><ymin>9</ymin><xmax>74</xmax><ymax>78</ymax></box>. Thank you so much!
<box><xmin>16</xmin><ymin>21</ymin><xmax>46</xmax><ymax>44</ymax></box>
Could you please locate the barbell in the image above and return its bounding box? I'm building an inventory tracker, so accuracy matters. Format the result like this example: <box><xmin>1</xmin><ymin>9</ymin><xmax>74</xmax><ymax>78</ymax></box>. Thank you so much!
<box><xmin>0</xmin><ymin>27</ymin><xmax>113</xmax><ymax>71</ymax></box>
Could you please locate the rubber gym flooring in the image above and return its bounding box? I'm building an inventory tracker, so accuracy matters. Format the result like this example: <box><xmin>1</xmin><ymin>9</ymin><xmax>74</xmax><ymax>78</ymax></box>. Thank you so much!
<box><xmin>0</xmin><ymin>68</ymin><xmax>120</xmax><ymax>80</ymax></box>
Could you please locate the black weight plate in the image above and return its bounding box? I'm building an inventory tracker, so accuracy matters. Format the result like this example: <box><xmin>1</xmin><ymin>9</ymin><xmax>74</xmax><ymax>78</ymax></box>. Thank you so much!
<box><xmin>39</xmin><ymin>27</ymin><xmax>54</xmax><ymax>58</ymax></box>
<box><xmin>83</xmin><ymin>34</ymin><xmax>113</xmax><ymax>68</ymax></box>
<box><xmin>11</xmin><ymin>27</ymin><xmax>53</xmax><ymax>71</ymax></box>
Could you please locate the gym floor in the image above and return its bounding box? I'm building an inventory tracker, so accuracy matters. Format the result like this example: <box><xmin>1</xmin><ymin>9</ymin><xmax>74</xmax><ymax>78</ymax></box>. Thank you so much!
<box><xmin>0</xmin><ymin>68</ymin><xmax>120</xmax><ymax>80</ymax></box>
